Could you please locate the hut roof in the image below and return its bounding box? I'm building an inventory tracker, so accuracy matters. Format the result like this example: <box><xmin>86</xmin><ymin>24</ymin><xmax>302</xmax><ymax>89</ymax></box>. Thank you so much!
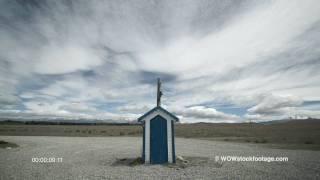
<box><xmin>138</xmin><ymin>106</ymin><xmax>179</xmax><ymax>122</ymax></box>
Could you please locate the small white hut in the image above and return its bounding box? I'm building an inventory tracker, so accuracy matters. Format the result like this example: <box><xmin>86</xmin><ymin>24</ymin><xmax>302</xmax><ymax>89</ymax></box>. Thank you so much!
<box><xmin>138</xmin><ymin>79</ymin><xmax>179</xmax><ymax>164</ymax></box>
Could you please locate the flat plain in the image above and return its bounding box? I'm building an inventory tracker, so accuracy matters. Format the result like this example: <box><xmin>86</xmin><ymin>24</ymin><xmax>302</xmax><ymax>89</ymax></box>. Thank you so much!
<box><xmin>1</xmin><ymin>136</ymin><xmax>320</xmax><ymax>180</ymax></box>
<box><xmin>1</xmin><ymin>120</ymin><xmax>320</xmax><ymax>179</ymax></box>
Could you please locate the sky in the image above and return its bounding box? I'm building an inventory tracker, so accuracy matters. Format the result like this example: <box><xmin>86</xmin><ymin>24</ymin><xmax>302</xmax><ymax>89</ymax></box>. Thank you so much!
<box><xmin>0</xmin><ymin>0</ymin><xmax>320</xmax><ymax>123</ymax></box>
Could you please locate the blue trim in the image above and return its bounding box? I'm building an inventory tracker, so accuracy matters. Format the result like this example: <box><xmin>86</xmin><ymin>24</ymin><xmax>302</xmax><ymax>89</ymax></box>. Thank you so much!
<box><xmin>138</xmin><ymin>106</ymin><xmax>179</xmax><ymax>122</ymax></box>
<box><xmin>171</xmin><ymin>120</ymin><xmax>176</xmax><ymax>163</ymax></box>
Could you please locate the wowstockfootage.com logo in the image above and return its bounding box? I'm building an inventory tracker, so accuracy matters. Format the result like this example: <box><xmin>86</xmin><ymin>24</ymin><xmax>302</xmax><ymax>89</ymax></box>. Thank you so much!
<box><xmin>215</xmin><ymin>156</ymin><xmax>288</xmax><ymax>163</ymax></box>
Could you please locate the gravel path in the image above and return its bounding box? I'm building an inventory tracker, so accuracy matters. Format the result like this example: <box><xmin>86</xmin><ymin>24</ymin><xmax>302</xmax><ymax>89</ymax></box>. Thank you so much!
<box><xmin>0</xmin><ymin>136</ymin><xmax>319</xmax><ymax>180</ymax></box>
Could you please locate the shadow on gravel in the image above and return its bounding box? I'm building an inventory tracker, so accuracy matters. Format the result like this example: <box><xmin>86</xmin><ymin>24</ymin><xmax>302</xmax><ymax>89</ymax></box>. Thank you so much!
<box><xmin>111</xmin><ymin>156</ymin><xmax>223</xmax><ymax>169</ymax></box>
<box><xmin>112</xmin><ymin>157</ymin><xmax>144</xmax><ymax>166</ymax></box>
<box><xmin>0</xmin><ymin>140</ymin><xmax>18</xmax><ymax>149</ymax></box>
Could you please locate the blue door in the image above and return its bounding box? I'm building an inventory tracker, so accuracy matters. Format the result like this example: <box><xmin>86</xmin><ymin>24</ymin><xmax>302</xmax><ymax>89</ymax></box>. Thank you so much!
<box><xmin>150</xmin><ymin>115</ymin><xmax>168</xmax><ymax>164</ymax></box>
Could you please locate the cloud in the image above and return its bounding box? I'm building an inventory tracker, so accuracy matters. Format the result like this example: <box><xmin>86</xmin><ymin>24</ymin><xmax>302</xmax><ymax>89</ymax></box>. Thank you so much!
<box><xmin>118</xmin><ymin>103</ymin><xmax>153</xmax><ymax>114</ymax></box>
<box><xmin>174</xmin><ymin>106</ymin><xmax>240</xmax><ymax>123</ymax></box>
<box><xmin>35</xmin><ymin>44</ymin><xmax>104</xmax><ymax>75</ymax></box>
<box><xmin>245</xmin><ymin>94</ymin><xmax>320</xmax><ymax>121</ymax></box>
<box><xmin>248</xmin><ymin>94</ymin><xmax>303</xmax><ymax>115</ymax></box>
<box><xmin>0</xmin><ymin>0</ymin><xmax>320</xmax><ymax>122</ymax></box>
<box><xmin>60</xmin><ymin>102</ymin><xmax>98</xmax><ymax>113</ymax></box>
<box><xmin>137</xmin><ymin>0</ymin><xmax>320</xmax><ymax>79</ymax></box>
<box><xmin>0</xmin><ymin>93</ymin><xmax>20</xmax><ymax>107</ymax></box>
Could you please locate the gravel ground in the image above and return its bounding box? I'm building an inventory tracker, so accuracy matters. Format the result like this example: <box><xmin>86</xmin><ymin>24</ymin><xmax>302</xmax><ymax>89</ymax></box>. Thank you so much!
<box><xmin>0</xmin><ymin>136</ymin><xmax>319</xmax><ymax>180</ymax></box>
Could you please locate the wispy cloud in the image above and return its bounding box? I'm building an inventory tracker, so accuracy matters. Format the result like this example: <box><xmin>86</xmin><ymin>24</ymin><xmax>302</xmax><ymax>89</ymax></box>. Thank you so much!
<box><xmin>0</xmin><ymin>0</ymin><xmax>320</xmax><ymax>122</ymax></box>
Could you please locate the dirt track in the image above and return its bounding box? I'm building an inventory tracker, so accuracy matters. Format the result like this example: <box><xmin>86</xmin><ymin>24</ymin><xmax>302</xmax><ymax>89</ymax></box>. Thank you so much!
<box><xmin>0</xmin><ymin>136</ymin><xmax>319</xmax><ymax>179</ymax></box>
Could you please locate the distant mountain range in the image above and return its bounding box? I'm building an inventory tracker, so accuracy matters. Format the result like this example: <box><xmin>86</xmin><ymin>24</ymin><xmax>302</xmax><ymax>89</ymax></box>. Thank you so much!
<box><xmin>0</xmin><ymin>118</ymin><xmax>137</xmax><ymax>125</ymax></box>
<box><xmin>258</xmin><ymin>118</ymin><xmax>320</xmax><ymax>125</ymax></box>
<box><xmin>0</xmin><ymin>117</ymin><xmax>319</xmax><ymax>125</ymax></box>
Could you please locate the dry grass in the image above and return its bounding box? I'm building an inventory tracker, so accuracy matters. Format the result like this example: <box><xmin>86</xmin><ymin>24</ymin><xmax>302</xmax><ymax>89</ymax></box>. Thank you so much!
<box><xmin>0</xmin><ymin>124</ymin><xmax>142</xmax><ymax>137</ymax></box>
<box><xmin>0</xmin><ymin>119</ymin><xmax>319</xmax><ymax>150</ymax></box>
<box><xmin>175</xmin><ymin>121</ymin><xmax>320</xmax><ymax>145</ymax></box>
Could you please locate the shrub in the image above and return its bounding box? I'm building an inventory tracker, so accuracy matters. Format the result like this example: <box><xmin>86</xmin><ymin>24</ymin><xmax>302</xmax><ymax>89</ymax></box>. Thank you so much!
<box><xmin>261</xmin><ymin>139</ymin><xmax>268</xmax><ymax>143</ymax></box>
<box><xmin>304</xmin><ymin>140</ymin><xmax>314</xmax><ymax>144</ymax></box>
<box><xmin>0</xmin><ymin>140</ymin><xmax>8</xmax><ymax>144</ymax></box>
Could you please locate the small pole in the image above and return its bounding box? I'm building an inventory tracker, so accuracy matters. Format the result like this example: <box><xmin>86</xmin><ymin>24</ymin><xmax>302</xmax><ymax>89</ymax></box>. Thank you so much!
<box><xmin>157</xmin><ymin>78</ymin><xmax>162</xmax><ymax>107</ymax></box>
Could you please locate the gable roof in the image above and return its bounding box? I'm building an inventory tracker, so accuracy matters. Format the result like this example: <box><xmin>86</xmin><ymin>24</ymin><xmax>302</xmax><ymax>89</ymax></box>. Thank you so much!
<box><xmin>138</xmin><ymin>106</ymin><xmax>179</xmax><ymax>122</ymax></box>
